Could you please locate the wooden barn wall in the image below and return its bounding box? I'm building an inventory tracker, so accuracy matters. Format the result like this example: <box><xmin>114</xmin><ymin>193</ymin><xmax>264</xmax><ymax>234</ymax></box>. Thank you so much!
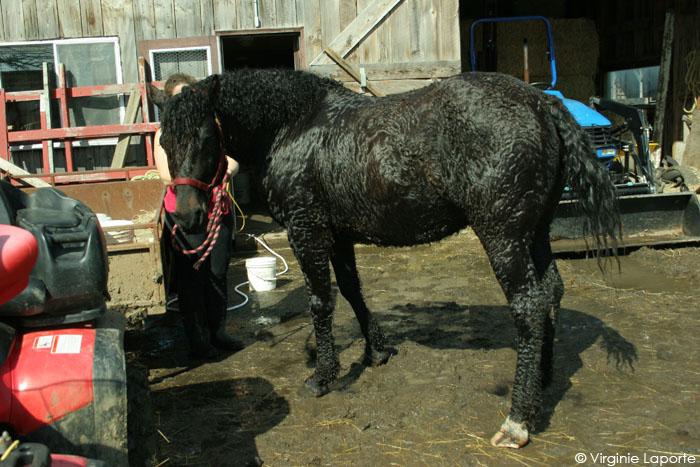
<box><xmin>0</xmin><ymin>0</ymin><xmax>460</xmax><ymax>172</ymax></box>
<box><xmin>0</xmin><ymin>0</ymin><xmax>461</xmax><ymax>92</ymax></box>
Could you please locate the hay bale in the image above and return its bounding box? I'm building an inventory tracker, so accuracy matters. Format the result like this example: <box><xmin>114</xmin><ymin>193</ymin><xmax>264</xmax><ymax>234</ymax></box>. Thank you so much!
<box><xmin>551</xmin><ymin>19</ymin><xmax>599</xmax><ymax>76</ymax></box>
<box><xmin>462</xmin><ymin>17</ymin><xmax>599</xmax><ymax>103</ymax></box>
<box><xmin>552</xmin><ymin>75</ymin><xmax>598</xmax><ymax>103</ymax></box>
<box><xmin>496</xmin><ymin>18</ymin><xmax>598</xmax><ymax>78</ymax></box>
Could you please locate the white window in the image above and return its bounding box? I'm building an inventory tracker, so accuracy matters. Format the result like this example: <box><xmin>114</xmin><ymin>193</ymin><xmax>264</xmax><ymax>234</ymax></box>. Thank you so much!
<box><xmin>0</xmin><ymin>37</ymin><xmax>123</xmax><ymax>145</ymax></box>
<box><xmin>150</xmin><ymin>46</ymin><xmax>212</xmax><ymax>82</ymax></box>
<box><xmin>149</xmin><ymin>46</ymin><xmax>212</xmax><ymax>121</ymax></box>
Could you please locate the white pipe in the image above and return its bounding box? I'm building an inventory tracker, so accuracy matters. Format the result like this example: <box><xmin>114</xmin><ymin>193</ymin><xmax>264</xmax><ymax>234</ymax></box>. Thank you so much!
<box><xmin>253</xmin><ymin>0</ymin><xmax>261</xmax><ymax>28</ymax></box>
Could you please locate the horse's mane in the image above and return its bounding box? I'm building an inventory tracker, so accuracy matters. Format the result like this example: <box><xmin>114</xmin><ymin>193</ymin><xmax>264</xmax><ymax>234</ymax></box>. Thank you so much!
<box><xmin>160</xmin><ymin>80</ymin><xmax>214</xmax><ymax>153</ymax></box>
<box><xmin>160</xmin><ymin>68</ymin><xmax>354</xmax><ymax>164</ymax></box>
<box><xmin>215</xmin><ymin>68</ymin><xmax>350</xmax><ymax>131</ymax></box>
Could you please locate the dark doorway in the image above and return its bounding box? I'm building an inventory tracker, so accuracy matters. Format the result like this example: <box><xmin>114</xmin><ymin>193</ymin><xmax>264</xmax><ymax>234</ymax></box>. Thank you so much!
<box><xmin>219</xmin><ymin>33</ymin><xmax>300</xmax><ymax>71</ymax></box>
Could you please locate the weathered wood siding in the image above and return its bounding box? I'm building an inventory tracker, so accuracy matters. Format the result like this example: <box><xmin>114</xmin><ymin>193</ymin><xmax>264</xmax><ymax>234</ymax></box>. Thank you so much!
<box><xmin>0</xmin><ymin>0</ymin><xmax>461</xmax><ymax>92</ymax></box>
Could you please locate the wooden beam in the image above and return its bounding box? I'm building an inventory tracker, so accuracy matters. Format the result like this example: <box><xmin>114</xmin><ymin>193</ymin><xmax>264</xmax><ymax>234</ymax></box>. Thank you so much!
<box><xmin>0</xmin><ymin>89</ymin><xmax>8</xmax><ymax>163</ymax></box>
<box><xmin>313</xmin><ymin>60</ymin><xmax>461</xmax><ymax>81</ymax></box>
<box><xmin>653</xmin><ymin>10</ymin><xmax>674</xmax><ymax>159</ymax></box>
<box><xmin>0</xmin><ymin>158</ymin><xmax>51</xmax><ymax>187</ymax></box>
<box><xmin>14</xmin><ymin>166</ymin><xmax>158</xmax><ymax>185</ymax></box>
<box><xmin>310</xmin><ymin>0</ymin><xmax>405</xmax><ymax>66</ymax></box>
<box><xmin>138</xmin><ymin>56</ymin><xmax>156</xmax><ymax>166</ymax></box>
<box><xmin>58</xmin><ymin>64</ymin><xmax>74</xmax><ymax>172</ymax></box>
<box><xmin>41</xmin><ymin>62</ymin><xmax>54</xmax><ymax>173</ymax></box>
<box><xmin>6</xmin><ymin>83</ymin><xmax>144</xmax><ymax>103</ymax></box>
<box><xmin>8</xmin><ymin>122</ymin><xmax>160</xmax><ymax>144</ymax></box>
<box><xmin>323</xmin><ymin>47</ymin><xmax>384</xmax><ymax>97</ymax></box>
<box><xmin>110</xmin><ymin>90</ymin><xmax>142</xmax><ymax>168</ymax></box>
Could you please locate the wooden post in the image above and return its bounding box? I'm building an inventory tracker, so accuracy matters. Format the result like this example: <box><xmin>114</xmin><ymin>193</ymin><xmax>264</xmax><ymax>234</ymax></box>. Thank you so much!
<box><xmin>653</xmin><ymin>10</ymin><xmax>674</xmax><ymax>161</ymax></box>
<box><xmin>324</xmin><ymin>47</ymin><xmax>385</xmax><ymax>97</ymax></box>
<box><xmin>523</xmin><ymin>38</ymin><xmax>530</xmax><ymax>84</ymax></box>
<box><xmin>0</xmin><ymin>159</ymin><xmax>51</xmax><ymax>187</ymax></box>
<box><xmin>0</xmin><ymin>89</ymin><xmax>8</xmax><ymax>164</ymax></box>
<box><xmin>58</xmin><ymin>64</ymin><xmax>74</xmax><ymax>172</ymax></box>
<box><xmin>138</xmin><ymin>56</ymin><xmax>156</xmax><ymax>166</ymax></box>
<box><xmin>110</xmin><ymin>90</ymin><xmax>142</xmax><ymax>168</ymax></box>
<box><xmin>41</xmin><ymin>62</ymin><xmax>54</xmax><ymax>174</ymax></box>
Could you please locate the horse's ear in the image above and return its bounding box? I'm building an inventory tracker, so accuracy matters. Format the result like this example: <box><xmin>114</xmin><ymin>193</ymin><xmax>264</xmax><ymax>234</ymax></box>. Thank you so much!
<box><xmin>148</xmin><ymin>83</ymin><xmax>168</xmax><ymax>110</ymax></box>
<box><xmin>200</xmin><ymin>75</ymin><xmax>221</xmax><ymax>106</ymax></box>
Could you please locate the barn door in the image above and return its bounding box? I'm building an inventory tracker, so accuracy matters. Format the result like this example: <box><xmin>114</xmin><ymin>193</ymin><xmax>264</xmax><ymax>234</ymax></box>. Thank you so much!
<box><xmin>309</xmin><ymin>0</ymin><xmax>406</xmax><ymax>96</ymax></box>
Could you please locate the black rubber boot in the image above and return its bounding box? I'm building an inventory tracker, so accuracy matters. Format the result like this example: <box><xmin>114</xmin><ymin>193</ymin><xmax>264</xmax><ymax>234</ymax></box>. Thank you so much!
<box><xmin>208</xmin><ymin>304</ymin><xmax>244</xmax><ymax>352</ymax></box>
<box><xmin>206</xmin><ymin>273</ymin><xmax>244</xmax><ymax>351</ymax></box>
<box><xmin>182</xmin><ymin>307</ymin><xmax>218</xmax><ymax>359</ymax></box>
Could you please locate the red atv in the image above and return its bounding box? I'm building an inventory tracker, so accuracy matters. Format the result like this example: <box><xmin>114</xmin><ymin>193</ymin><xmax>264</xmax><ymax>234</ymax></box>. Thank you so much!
<box><xmin>0</xmin><ymin>181</ymin><xmax>156</xmax><ymax>466</ymax></box>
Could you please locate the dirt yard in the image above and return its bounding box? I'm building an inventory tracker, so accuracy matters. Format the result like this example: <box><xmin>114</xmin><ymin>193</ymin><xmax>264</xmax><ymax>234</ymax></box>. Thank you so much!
<box><xmin>125</xmin><ymin>225</ymin><xmax>700</xmax><ymax>466</ymax></box>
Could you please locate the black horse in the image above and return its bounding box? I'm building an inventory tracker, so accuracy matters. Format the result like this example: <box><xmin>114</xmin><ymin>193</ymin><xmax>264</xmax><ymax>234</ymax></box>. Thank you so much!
<box><xmin>154</xmin><ymin>69</ymin><xmax>620</xmax><ymax>448</ymax></box>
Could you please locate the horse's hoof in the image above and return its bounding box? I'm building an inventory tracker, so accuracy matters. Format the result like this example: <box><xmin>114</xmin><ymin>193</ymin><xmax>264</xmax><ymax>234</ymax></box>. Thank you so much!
<box><xmin>490</xmin><ymin>417</ymin><xmax>529</xmax><ymax>449</ymax></box>
<box><xmin>363</xmin><ymin>347</ymin><xmax>394</xmax><ymax>366</ymax></box>
<box><xmin>490</xmin><ymin>429</ymin><xmax>528</xmax><ymax>448</ymax></box>
<box><xmin>305</xmin><ymin>376</ymin><xmax>330</xmax><ymax>397</ymax></box>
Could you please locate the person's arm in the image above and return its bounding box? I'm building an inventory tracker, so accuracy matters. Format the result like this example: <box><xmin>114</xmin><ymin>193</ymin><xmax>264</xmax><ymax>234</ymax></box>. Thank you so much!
<box><xmin>225</xmin><ymin>156</ymin><xmax>239</xmax><ymax>180</ymax></box>
<box><xmin>153</xmin><ymin>128</ymin><xmax>172</xmax><ymax>185</ymax></box>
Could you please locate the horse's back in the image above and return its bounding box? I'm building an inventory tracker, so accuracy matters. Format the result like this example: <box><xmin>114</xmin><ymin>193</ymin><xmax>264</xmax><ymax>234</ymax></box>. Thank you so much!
<box><xmin>267</xmin><ymin>71</ymin><xmax>564</xmax><ymax>246</ymax></box>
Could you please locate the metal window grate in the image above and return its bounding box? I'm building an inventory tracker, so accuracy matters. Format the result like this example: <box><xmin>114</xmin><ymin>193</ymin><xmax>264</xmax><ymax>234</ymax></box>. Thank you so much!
<box><xmin>153</xmin><ymin>49</ymin><xmax>209</xmax><ymax>81</ymax></box>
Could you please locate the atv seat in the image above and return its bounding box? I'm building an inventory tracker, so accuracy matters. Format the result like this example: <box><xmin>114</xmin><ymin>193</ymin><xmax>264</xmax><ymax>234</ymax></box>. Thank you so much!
<box><xmin>0</xmin><ymin>181</ymin><xmax>109</xmax><ymax>327</ymax></box>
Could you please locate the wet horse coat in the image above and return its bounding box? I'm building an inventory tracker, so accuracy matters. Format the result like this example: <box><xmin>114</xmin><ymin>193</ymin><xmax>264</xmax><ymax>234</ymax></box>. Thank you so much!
<box><xmin>158</xmin><ymin>69</ymin><xmax>620</xmax><ymax>447</ymax></box>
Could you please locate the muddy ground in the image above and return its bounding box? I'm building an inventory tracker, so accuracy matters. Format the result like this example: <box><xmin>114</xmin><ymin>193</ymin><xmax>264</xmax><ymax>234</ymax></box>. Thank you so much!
<box><xmin>125</xmin><ymin>221</ymin><xmax>700</xmax><ymax>466</ymax></box>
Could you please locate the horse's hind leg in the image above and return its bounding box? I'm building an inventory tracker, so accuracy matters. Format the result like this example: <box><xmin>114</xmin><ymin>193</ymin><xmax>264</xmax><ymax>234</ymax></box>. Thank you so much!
<box><xmin>530</xmin><ymin>229</ymin><xmax>564</xmax><ymax>389</ymax></box>
<box><xmin>287</xmin><ymin>224</ymin><xmax>340</xmax><ymax>397</ymax></box>
<box><xmin>330</xmin><ymin>238</ymin><xmax>390</xmax><ymax>365</ymax></box>
<box><xmin>475</xmin><ymin>230</ymin><xmax>550</xmax><ymax>449</ymax></box>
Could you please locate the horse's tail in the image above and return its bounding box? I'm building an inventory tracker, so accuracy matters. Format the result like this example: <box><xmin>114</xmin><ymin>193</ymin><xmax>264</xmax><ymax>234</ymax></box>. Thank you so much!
<box><xmin>547</xmin><ymin>97</ymin><xmax>622</xmax><ymax>263</ymax></box>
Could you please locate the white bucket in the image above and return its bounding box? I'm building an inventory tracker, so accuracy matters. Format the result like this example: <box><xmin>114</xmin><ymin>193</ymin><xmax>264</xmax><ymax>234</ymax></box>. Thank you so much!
<box><xmin>246</xmin><ymin>256</ymin><xmax>277</xmax><ymax>291</ymax></box>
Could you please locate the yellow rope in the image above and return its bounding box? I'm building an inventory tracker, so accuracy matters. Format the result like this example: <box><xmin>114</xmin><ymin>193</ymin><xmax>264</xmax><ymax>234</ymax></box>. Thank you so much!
<box><xmin>684</xmin><ymin>49</ymin><xmax>700</xmax><ymax>114</ymax></box>
<box><xmin>226</xmin><ymin>181</ymin><xmax>246</xmax><ymax>233</ymax></box>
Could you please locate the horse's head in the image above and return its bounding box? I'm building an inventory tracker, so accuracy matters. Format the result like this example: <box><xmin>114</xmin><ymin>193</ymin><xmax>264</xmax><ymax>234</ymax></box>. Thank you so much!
<box><xmin>158</xmin><ymin>76</ymin><xmax>225</xmax><ymax>233</ymax></box>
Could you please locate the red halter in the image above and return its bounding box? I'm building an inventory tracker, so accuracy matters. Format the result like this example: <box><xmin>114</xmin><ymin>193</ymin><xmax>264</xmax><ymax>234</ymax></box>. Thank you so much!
<box><xmin>169</xmin><ymin>114</ymin><xmax>229</xmax><ymax>270</ymax></box>
<box><xmin>171</xmin><ymin>114</ymin><xmax>227</xmax><ymax>193</ymax></box>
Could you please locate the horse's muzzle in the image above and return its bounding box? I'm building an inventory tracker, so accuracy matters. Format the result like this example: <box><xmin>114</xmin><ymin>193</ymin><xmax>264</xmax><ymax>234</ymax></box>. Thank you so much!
<box><xmin>173</xmin><ymin>189</ymin><xmax>209</xmax><ymax>234</ymax></box>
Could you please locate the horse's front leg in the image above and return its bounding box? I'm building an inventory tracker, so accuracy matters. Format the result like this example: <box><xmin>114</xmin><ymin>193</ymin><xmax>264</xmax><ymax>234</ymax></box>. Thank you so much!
<box><xmin>330</xmin><ymin>238</ymin><xmax>391</xmax><ymax>365</ymax></box>
<box><xmin>287</xmin><ymin>224</ymin><xmax>339</xmax><ymax>397</ymax></box>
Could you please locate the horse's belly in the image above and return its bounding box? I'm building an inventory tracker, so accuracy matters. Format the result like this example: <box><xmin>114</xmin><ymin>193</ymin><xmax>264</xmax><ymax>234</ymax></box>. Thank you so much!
<box><xmin>334</xmin><ymin>200</ymin><xmax>468</xmax><ymax>247</ymax></box>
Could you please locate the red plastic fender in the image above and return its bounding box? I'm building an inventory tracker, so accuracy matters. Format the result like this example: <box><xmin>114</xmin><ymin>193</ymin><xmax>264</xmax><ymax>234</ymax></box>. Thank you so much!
<box><xmin>0</xmin><ymin>225</ymin><xmax>38</xmax><ymax>307</ymax></box>
<box><xmin>51</xmin><ymin>453</ymin><xmax>91</xmax><ymax>466</ymax></box>
<box><xmin>0</xmin><ymin>327</ymin><xmax>95</xmax><ymax>435</ymax></box>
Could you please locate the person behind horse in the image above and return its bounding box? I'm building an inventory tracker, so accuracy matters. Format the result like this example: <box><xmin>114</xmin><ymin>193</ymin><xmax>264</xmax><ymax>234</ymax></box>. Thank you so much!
<box><xmin>154</xmin><ymin>73</ymin><xmax>242</xmax><ymax>359</ymax></box>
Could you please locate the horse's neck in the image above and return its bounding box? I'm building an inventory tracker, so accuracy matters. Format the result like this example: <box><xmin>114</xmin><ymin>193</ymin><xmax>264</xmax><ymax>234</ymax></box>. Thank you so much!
<box><xmin>217</xmin><ymin>73</ymin><xmax>329</xmax><ymax>164</ymax></box>
<box><xmin>219</xmin><ymin>71</ymin><xmax>332</xmax><ymax>133</ymax></box>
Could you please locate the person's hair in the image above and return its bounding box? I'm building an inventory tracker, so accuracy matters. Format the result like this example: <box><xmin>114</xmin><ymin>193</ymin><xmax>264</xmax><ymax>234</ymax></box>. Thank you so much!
<box><xmin>164</xmin><ymin>73</ymin><xmax>198</xmax><ymax>97</ymax></box>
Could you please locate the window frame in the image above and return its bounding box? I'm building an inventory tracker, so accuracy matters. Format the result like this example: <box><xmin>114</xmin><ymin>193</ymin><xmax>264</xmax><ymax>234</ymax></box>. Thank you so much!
<box><xmin>0</xmin><ymin>36</ymin><xmax>124</xmax><ymax>150</ymax></box>
<box><xmin>139</xmin><ymin>36</ymin><xmax>220</xmax><ymax>80</ymax></box>
<box><xmin>148</xmin><ymin>45</ymin><xmax>214</xmax><ymax>82</ymax></box>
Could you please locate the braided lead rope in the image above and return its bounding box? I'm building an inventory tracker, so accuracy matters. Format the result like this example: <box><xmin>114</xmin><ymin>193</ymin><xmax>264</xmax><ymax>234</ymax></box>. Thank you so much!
<box><xmin>171</xmin><ymin>180</ymin><xmax>228</xmax><ymax>270</ymax></box>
